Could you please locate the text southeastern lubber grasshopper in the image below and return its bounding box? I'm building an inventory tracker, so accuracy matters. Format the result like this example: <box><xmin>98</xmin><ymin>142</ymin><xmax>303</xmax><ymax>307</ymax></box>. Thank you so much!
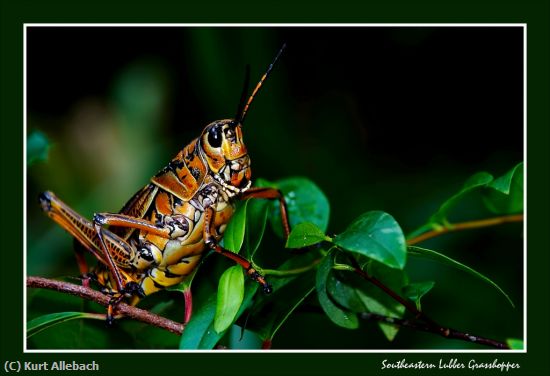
<box><xmin>39</xmin><ymin>44</ymin><xmax>291</xmax><ymax>324</ymax></box>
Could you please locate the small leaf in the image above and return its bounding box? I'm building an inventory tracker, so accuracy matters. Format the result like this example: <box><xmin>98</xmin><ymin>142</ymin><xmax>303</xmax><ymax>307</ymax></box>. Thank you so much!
<box><xmin>402</xmin><ymin>281</ymin><xmax>435</xmax><ymax>311</ymax></box>
<box><xmin>27</xmin><ymin>312</ymin><xmax>103</xmax><ymax>338</ymax></box>
<box><xmin>223</xmin><ymin>200</ymin><xmax>249</xmax><ymax>253</ymax></box>
<box><xmin>316</xmin><ymin>252</ymin><xmax>358</xmax><ymax>329</ymax></box>
<box><xmin>464</xmin><ymin>172</ymin><xmax>494</xmax><ymax>189</ymax></box>
<box><xmin>223</xmin><ymin>179</ymin><xmax>272</xmax><ymax>257</ymax></box>
<box><xmin>429</xmin><ymin>172</ymin><xmax>494</xmax><ymax>225</ymax></box>
<box><xmin>214</xmin><ymin>265</ymin><xmax>245</xmax><ymax>333</ymax></box>
<box><xmin>333</xmin><ymin>211</ymin><xmax>407</xmax><ymax>269</ymax></box>
<box><xmin>487</xmin><ymin>163</ymin><xmax>521</xmax><ymax>194</ymax></box>
<box><xmin>408</xmin><ymin>163</ymin><xmax>523</xmax><ymax>240</ymax></box>
<box><xmin>408</xmin><ymin>246</ymin><xmax>515</xmax><ymax>308</ymax></box>
<box><xmin>483</xmin><ymin>162</ymin><xmax>523</xmax><ymax>214</ymax></box>
<box><xmin>27</xmin><ymin>130</ymin><xmax>51</xmax><ymax>166</ymax></box>
<box><xmin>326</xmin><ymin>275</ymin><xmax>366</xmax><ymax>313</ymax></box>
<box><xmin>286</xmin><ymin>222</ymin><xmax>330</xmax><ymax>248</ymax></box>
<box><xmin>179</xmin><ymin>294</ymin><xmax>217</xmax><ymax>349</ymax></box>
<box><xmin>357</xmin><ymin>290</ymin><xmax>404</xmax><ymax>341</ymax></box>
<box><xmin>268</xmin><ymin>177</ymin><xmax>330</xmax><ymax>238</ymax></box>
<box><xmin>506</xmin><ymin>338</ymin><xmax>524</xmax><ymax>350</ymax></box>
<box><xmin>356</xmin><ymin>262</ymin><xmax>408</xmax><ymax>341</ymax></box>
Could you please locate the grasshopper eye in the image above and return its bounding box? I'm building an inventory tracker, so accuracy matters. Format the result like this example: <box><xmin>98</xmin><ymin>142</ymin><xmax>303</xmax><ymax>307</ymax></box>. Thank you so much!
<box><xmin>207</xmin><ymin>125</ymin><xmax>223</xmax><ymax>148</ymax></box>
<box><xmin>224</xmin><ymin>126</ymin><xmax>236</xmax><ymax>142</ymax></box>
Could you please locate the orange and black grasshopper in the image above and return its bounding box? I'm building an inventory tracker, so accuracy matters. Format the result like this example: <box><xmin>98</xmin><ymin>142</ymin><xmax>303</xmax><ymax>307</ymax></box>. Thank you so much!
<box><xmin>39</xmin><ymin>44</ymin><xmax>291</xmax><ymax>324</ymax></box>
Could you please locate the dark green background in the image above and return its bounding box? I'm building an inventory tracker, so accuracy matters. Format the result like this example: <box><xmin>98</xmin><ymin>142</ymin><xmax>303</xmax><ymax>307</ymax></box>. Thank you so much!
<box><xmin>2</xmin><ymin>0</ymin><xmax>549</xmax><ymax>375</ymax></box>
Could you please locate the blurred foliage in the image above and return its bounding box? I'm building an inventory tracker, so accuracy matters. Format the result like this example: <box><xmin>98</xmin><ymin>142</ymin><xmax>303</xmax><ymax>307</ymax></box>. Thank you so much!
<box><xmin>26</xmin><ymin>27</ymin><xmax>523</xmax><ymax>349</ymax></box>
<box><xmin>27</xmin><ymin>130</ymin><xmax>51</xmax><ymax>165</ymax></box>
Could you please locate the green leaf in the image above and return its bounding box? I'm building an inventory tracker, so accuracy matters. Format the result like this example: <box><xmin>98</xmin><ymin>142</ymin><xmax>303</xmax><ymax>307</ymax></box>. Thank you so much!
<box><xmin>26</xmin><ymin>288</ymin><xmax>130</xmax><ymax>349</ymax></box>
<box><xmin>214</xmin><ymin>265</ymin><xmax>245</xmax><ymax>333</ymax></box>
<box><xmin>286</xmin><ymin>222</ymin><xmax>330</xmax><ymax>248</ymax></box>
<box><xmin>408</xmin><ymin>246</ymin><xmax>515</xmax><ymax>308</ymax></box>
<box><xmin>483</xmin><ymin>162</ymin><xmax>524</xmax><ymax>214</ymax></box>
<box><xmin>223</xmin><ymin>200</ymin><xmax>249</xmax><ymax>253</ymax></box>
<box><xmin>356</xmin><ymin>262</ymin><xmax>408</xmax><ymax>341</ymax></box>
<box><xmin>27</xmin><ymin>312</ymin><xmax>103</xmax><ymax>338</ymax></box>
<box><xmin>254</xmin><ymin>178</ymin><xmax>273</xmax><ymax>188</ymax></box>
<box><xmin>326</xmin><ymin>274</ymin><xmax>366</xmax><ymax>313</ymax></box>
<box><xmin>180</xmin><ymin>282</ymin><xmax>258</xmax><ymax>349</ymax></box>
<box><xmin>407</xmin><ymin>162</ymin><xmax>524</xmax><ymax>241</ymax></box>
<box><xmin>228</xmin><ymin>327</ymin><xmax>263</xmax><ymax>349</ymax></box>
<box><xmin>179</xmin><ymin>294</ymin><xmax>217</xmax><ymax>349</ymax></box>
<box><xmin>316</xmin><ymin>253</ymin><xmax>358</xmax><ymax>329</ymax></box>
<box><xmin>464</xmin><ymin>172</ymin><xmax>494</xmax><ymax>189</ymax></box>
<box><xmin>402</xmin><ymin>281</ymin><xmax>435</xmax><ymax>311</ymax></box>
<box><xmin>268</xmin><ymin>177</ymin><xmax>330</xmax><ymax>238</ymax></box>
<box><xmin>27</xmin><ymin>130</ymin><xmax>51</xmax><ymax>166</ymax></box>
<box><xmin>333</xmin><ymin>211</ymin><xmax>407</xmax><ymax>269</ymax></box>
<box><xmin>357</xmin><ymin>291</ymin><xmax>403</xmax><ymax>341</ymax></box>
<box><xmin>506</xmin><ymin>338</ymin><xmax>524</xmax><ymax>350</ymax></box>
<box><xmin>429</xmin><ymin>172</ymin><xmax>494</xmax><ymax>225</ymax></box>
<box><xmin>28</xmin><ymin>315</ymin><xmax>131</xmax><ymax>349</ymax></box>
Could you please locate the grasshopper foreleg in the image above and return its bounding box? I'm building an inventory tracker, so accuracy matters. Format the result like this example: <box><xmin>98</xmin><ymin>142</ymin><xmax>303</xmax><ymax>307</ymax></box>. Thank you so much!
<box><xmin>239</xmin><ymin>187</ymin><xmax>291</xmax><ymax>239</ymax></box>
<box><xmin>203</xmin><ymin>206</ymin><xmax>272</xmax><ymax>293</ymax></box>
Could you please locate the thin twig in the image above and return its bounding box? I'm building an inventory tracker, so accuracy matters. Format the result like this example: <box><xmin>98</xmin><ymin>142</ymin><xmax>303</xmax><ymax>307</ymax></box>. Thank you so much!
<box><xmin>407</xmin><ymin>214</ymin><xmax>523</xmax><ymax>245</ymax></box>
<box><xmin>347</xmin><ymin>257</ymin><xmax>509</xmax><ymax>349</ymax></box>
<box><xmin>360</xmin><ymin>312</ymin><xmax>509</xmax><ymax>349</ymax></box>
<box><xmin>27</xmin><ymin>276</ymin><xmax>184</xmax><ymax>335</ymax></box>
<box><xmin>263</xmin><ymin>258</ymin><xmax>321</xmax><ymax>277</ymax></box>
<box><xmin>348</xmin><ymin>256</ymin><xmax>438</xmax><ymax>327</ymax></box>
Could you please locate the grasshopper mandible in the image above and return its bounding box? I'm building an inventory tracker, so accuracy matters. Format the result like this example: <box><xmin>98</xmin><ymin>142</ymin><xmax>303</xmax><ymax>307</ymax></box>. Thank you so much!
<box><xmin>39</xmin><ymin>44</ymin><xmax>290</xmax><ymax>323</ymax></box>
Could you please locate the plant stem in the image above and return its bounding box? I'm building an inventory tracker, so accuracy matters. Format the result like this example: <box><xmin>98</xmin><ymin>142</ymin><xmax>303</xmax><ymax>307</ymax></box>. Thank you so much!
<box><xmin>27</xmin><ymin>276</ymin><xmax>184</xmax><ymax>335</ymax></box>
<box><xmin>261</xmin><ymin>339</ymin><xmax>273</xmax><ymax>349</ymax></box>
<box><xmin>407</xmin><ymin>214</ymin><xmax>523</xmax><ymax>245</ymax></box>
<box><xmin>346</xmin><ymin>256</ymin><xmax>509</xmax><ymax>349</ymax></box>
<box><xmin>263</xmin><ymin>258</ymin><xmax>321</xmax><ymax>277</ymax></box>
<box><xmin>347</xmin><ymin>256</ymin><xmax>427</xmax><ymax>321</ymax></box>
<box><xmin>360</xmin><ymin>313</ymin><xmax>509</xmax><ymax>349</ymax></box>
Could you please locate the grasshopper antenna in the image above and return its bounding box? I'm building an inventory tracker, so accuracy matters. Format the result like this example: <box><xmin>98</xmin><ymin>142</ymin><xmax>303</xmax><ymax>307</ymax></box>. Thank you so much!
<box><xmin>234</xmin><ymin>64</ymin><xmax>251</xmax><ymax>124</ymax></box>
<box><xmin>238</xmin><ymin>43</ymin><xmax>287</xmax><ymax>124</ymax></box>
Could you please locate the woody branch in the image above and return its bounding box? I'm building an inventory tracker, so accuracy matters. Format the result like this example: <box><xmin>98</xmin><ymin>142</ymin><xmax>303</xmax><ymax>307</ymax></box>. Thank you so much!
<box><xmin>27</xmin><ymin>276</ymin><xmax>184</xmax><ymax>335</ymax></box>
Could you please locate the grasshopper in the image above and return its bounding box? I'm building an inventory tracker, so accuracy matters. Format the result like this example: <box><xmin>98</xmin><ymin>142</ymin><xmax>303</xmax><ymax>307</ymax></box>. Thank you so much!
<box><xmin>39</xmin><ymin>44</ymin><xmax>290</xmax><ymax>323</ymax></box>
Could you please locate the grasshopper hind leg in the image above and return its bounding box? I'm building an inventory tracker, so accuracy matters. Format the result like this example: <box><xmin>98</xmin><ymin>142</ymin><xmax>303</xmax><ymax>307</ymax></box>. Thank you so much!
<box><xmin>39</xmin><ymin>191</ymin><xmax>143</xmax><ymax>324</ymax></box>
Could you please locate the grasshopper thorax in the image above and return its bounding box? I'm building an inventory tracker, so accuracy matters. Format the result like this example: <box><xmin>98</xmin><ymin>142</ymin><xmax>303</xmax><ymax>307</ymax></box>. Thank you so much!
<box><xmin>200</xmin><ymin>119</ymin><xmax>251</xmax><ymax>196</ymax></box>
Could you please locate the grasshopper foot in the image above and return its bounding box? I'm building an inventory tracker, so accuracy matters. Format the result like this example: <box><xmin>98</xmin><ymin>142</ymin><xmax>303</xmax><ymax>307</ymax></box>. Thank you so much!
<box><xmin>105</xmin><ymin>295</ymin><xmax>123</xmax><ymax>327</ymax></box>
<box><xmin>246</xmin><ymin>267</ymin><xmax>272</xmax><ymax>294</ymax></box>
<box><xmin>122</xmin><ymin>281</ymin><xmax>145</xmax><ymax>298</ymax></box>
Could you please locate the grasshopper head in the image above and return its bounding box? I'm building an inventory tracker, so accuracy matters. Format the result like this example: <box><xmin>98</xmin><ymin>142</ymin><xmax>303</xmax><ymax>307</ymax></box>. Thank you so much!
<box><xmin>198</xmin><ymin>44</ymin><xmax>286</xmax><ymax>196</ymax></box>
<box><xmin>201</xmin><ymin>119</ymin><xmax>252</xmax><ymax>194</ymax></box>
